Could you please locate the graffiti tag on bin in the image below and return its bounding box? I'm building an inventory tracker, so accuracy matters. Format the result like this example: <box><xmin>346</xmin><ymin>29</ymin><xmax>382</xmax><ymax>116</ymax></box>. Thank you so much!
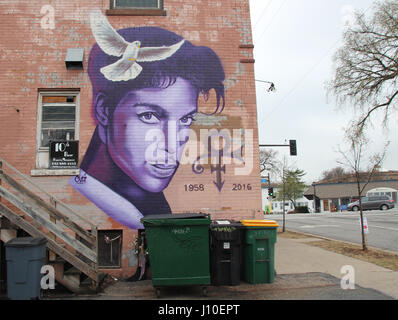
<box><xmin>212</xmin><ymin>227</ymin><xmax>237</xmax><ymax>232</ymax></box>
<box><xmin>171</xmin><ymin>227</ymin><xmax>191</xmax><ymax>235</ymax></box>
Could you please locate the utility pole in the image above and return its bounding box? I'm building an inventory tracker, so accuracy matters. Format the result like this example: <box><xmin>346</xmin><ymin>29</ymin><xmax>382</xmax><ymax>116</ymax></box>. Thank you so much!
<box><xmin>312</xmin><ymin>182</ymin><xmax>317</xmax><ymax>213</ymax></box>
<box><xmin>259</xmin><ymin>141</ymin><xmax>296</xmax><ymax>231</ymax></box>
<box><xmin>267</xmin><ymin>173</ymin><xmax>271</xmax><ymax>215</ymax></box>
<box><xmin>282</xmin><ymin>167</ymin><xmax>286</xmax><ymax>232</ymax></box>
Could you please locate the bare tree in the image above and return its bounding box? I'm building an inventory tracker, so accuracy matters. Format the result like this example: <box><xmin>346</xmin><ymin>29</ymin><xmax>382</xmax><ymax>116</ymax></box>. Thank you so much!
<box><xmin>337</xmin><ymin>125</ymin><xmax>389</xmax><ymax>251</ymax></box>
<box><xmin>321</xmin><ymin>166</ymin><xmax>346</xmax><ymax>181</ymax></box>
<box><xmin>259</xmin><ymin>149</ymin><xmax>279</xmax><ymax>176</ymax></box>
<box><xmin>328</xmin><ymin>0</ymin><xmax>398</xmax><ymax>134</ymax></box>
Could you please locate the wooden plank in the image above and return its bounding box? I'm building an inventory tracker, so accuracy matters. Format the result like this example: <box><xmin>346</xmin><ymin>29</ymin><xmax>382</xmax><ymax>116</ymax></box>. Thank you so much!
<box><xmin>0</xmin><ymin>171</ymin><xmax>96</xmax><ymax>246</ymax></box>
<box><xmin>1</xmin><ymin>170</ymin><xmax>94</xmax><ymax>239</ymax></box>
<box><xmin>0</xmin><ymin>186</ymin><xmax>97</xmax><ymax>263</ymax></box>
<box><xmin>0</xmin><ymin>158</ymin><xmax>96</xmax><ymax>230</ymax></box>
<box><xmin>93</xmin><ymin>227</ymin><xmax>99</xmax><ymax>276</ymax></box>
<box><xmin>0</xmin><ymin>229</ymin><xmax>17</xmax><ymax>243</ymax></box>
<box><xmin>0</xmin><ymin>203</ymin><xmax>98</xmax><ymax>281</ymax></box>
<box><xmin>49</xmin><ymin>214</ymin><xmax>57</xmax><ymax>262</ymax></box>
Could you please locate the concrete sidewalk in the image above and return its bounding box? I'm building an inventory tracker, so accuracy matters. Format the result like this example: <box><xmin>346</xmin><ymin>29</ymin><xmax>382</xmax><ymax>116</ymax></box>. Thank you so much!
<box><xmin>275</xmin><ymin>235</ymin><xmax>398</xmax><ymax>299</ymax></box>
<box><xmin>39</xmin><ymin>233</ymin><xmax>397</xmax><ymax>300</ymax></box>
<box><xmin>2</xmin><ymin>230</ymin><xmax>396</xmax><ymax>300</ymax></box>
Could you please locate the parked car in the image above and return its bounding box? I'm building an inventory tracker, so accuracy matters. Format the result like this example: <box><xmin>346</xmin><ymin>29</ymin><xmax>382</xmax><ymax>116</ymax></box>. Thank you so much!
<box><xmin>347</xmin><ymin>196</ymin><xmax>395</xmax><ymax>211</ymax></box>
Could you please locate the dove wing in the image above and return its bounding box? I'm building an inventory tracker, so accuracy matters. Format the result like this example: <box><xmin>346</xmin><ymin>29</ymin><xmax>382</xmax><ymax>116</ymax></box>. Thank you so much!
<box><xmin>89</xmin><ymin>9</ymin><xmax>129</xmax><ymax>57</ymax></box>
<box><xmin>101</xmin><ymin>60</ymin><xmax>143</xmax><ymax>82</ymax></box>
<box><xmin>137</xmin><ymin>40</ymin><xmax>185</xmax><ymax>62</ymax></box>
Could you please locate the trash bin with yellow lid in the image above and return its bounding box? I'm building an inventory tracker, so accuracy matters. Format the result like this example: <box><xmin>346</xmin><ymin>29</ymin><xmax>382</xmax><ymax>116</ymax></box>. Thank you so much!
<box><xmin>240</xmin><ymin>219</ymin><xmax>279</xmax><ymax>284</ymax></box>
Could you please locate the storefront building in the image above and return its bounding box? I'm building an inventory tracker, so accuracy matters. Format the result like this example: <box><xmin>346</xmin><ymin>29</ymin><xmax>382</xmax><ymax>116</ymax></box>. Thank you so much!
<box><xmin>304</xmin><ymin>173</ymin><xmax>398</xmax><ymax>213</ymax></box>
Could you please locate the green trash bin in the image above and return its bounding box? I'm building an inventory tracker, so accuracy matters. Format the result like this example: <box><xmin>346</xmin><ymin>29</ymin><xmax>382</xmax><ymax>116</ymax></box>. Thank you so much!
<box><xmin>5</xmin><ymin>237</ymin><xmax>47</xmax><ymax>300</ymax></box>
<box><xmin>141</xmin><ymin>213</ymin><xmax>211</xmax><ymax>297</ymax></box>
<box><xmin>240</xmin><ymin>220</ymin><xmax>279</xmax><ymax>284</ymax></box>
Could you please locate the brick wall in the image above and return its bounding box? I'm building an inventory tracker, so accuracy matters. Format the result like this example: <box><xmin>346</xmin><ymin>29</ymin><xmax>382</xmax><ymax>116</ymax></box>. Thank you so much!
<box><xmin>0</xmin><ymin>0</ymin><xmax>261</xmax><ymax>278</ymax></box>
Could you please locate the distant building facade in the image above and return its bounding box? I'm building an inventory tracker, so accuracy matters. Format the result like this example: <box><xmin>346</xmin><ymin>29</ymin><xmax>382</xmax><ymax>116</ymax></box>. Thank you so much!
<box><xmin>261</xmin><ymin>180</ymin><xmax>313</xmax><ymax>214</ymax></box>
<box><xmin>304</xmin><ymin>171</ymin><xmax>398</xmax><ymax>212</ymax></box>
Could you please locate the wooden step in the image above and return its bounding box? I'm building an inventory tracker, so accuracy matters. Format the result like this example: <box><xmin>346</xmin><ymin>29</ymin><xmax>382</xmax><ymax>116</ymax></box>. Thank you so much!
<box><xmin>0</xmin><ymin>229</ymin><xmax>17</xmax><ymax>243</ymax></box>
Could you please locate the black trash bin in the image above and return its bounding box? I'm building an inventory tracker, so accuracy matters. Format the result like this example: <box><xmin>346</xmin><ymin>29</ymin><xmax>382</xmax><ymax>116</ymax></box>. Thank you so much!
<box><xmin>209</xmin><ymin>220</ymin><xmax>242</xmax><ymax>286</ymax></box>
<box><xmin>5</xmin><ymin>237</ymin><xmax>47</xmax><ymax>300</ymax></box>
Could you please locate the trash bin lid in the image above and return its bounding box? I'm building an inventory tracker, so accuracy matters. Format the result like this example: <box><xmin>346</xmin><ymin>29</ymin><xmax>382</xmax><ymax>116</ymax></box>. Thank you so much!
<box><xmin>5</xmin><ymin>237</ymin><xmax>47</xmax><ymax>247</ymax></box>
<box><xmin>240</xmin><ymin>220</ymin><xmax>279</xmax><ymax>227</ymax></box>
<box><xmin>210</xmin><ymin>220</ymin><xmax>242</xmax><ymax>227</ymax></box>
<box><xmin>142</xmin><ymin>213</ymin><xmax>208</xmax><ymax>221</ymax></box>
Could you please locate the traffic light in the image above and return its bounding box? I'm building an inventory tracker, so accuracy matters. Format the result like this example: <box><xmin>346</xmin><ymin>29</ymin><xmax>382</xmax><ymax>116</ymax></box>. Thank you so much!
<box><xmin>289</xmin><ymin>140</ymin><xmax>297</xmax><ymax>156</ymax></box>
<box><xmin>268</xmin><ymin>187</ymin><xmax>274</xmax><ymax>197</ymax></box>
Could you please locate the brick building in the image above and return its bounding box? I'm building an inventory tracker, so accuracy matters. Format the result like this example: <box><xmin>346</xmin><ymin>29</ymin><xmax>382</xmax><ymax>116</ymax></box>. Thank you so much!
<box><xmin>0</xmin><ymin>0</ymin><xmax>261</xmax><ymax>289</ymax></box>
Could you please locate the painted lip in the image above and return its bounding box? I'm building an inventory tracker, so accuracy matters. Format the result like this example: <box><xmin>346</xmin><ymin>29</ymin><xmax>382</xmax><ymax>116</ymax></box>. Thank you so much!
<box><xmin>147</xmin><ymin>163</ymin><xmax>178</xmax><ymax>178</ymax></box>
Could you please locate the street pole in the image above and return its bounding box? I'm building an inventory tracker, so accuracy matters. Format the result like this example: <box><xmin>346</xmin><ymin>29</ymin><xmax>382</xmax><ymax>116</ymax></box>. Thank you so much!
<box><xmin>282</xmin><ymin>168</ymin><xmax>286</xmax><ymax>232</ymax></box>
<box><xmin>267</xmin><ymin>173</ymin><xmax>271</xmax><ymax>215</ymax></box>
<box><xmin>312</xmin><ymin>183</ymin><xmax>317</xmax><ymax>213</ymax></box>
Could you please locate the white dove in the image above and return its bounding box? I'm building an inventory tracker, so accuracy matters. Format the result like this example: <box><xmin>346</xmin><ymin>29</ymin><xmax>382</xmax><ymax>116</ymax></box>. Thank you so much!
<box><xmin>89</xmin><ymin>10</ymin><xmax>185</xmax><ymax>82</ymax></box>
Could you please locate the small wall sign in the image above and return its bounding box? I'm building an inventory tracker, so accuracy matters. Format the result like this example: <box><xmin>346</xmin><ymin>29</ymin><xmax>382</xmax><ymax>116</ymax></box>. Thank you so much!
<box><xmin>49</xmin><ymin>140</ymin><xmax>79</xmax><ymax>168</ymax></box>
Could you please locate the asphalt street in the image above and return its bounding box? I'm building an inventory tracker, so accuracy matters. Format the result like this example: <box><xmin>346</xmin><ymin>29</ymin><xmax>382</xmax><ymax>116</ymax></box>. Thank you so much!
<box><xmin>271</xmin><ymin>209</ymin><xmax>398</xmax><ymax>252</ymax></box>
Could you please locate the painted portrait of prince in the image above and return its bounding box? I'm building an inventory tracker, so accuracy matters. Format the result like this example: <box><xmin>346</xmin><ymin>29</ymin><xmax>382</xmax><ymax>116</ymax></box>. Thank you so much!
<box><xmin>70</xmin><ymin>11</ymin><xmax>226</xmax><ymax>229</ymax></box>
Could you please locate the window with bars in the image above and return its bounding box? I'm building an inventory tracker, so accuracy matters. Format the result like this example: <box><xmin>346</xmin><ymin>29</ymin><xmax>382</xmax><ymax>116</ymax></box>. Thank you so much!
<box><xmin>111</xmin><ymin>0</ymin><xmax>161</xmax><ymax>9</ymax></box>
<box><xmin>35</xmin><ymin>92</ymin><xmax>79</xmax><ymax>169</ymax></box>
<box><xmin>40</xmin><ymin>96</ymin><xmax>76</xmax><ymax>148</ymax></box>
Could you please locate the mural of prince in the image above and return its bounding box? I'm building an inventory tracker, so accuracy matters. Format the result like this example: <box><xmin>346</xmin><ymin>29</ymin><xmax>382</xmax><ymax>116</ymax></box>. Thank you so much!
<box><xmin>70</xmin><ymin>10</ymin><xmax>225</xmax><ymax>230</ymax></box>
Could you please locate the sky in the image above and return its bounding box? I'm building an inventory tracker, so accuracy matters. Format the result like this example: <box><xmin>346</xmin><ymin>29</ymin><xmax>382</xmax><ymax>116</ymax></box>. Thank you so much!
<box><xmin>249</xmin><ymin>0</ymin><xmax>398</xmax><ymax>184</ymax></box>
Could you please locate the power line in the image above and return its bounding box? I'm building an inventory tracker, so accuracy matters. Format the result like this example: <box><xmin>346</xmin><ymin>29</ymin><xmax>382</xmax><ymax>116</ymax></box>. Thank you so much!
<box><xmin>261</xmin><ymin>39</ymin><xmax>340</xmax><ymax>126</ymax></box>
<box><xmin>255</xmin><ymin>0</ymin><xmax>288</xmax><ymax>43</ymax></box>
<box><xmin>253</xmin><ymin>0</ymin><xmax>273</xmax><ymax>30</ymax></box>
<box><xmin>257</xmin><ymin>3</ymin><xmax>375</xmax><ymax>129</ymax></box>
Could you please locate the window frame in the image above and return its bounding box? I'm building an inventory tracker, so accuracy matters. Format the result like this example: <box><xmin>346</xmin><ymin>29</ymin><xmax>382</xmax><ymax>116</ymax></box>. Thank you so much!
<box><xmin>107</xmin><ymin>0</ymin><xmax>166</xmax><ymax>16</ymax></box>
<box><xmin>98</xmin><ymin>230</ymin><xmax>123</xmax><ymax>269</ymax></box>
<box><xmin>34</xmin><ymin>90</ymin><xmax>80</xmax><ymax>173</ymax></box>
<box><xmin>111</xmin><ymin>0</ymin><xmax>163</xmax><ymax>10</ymax></box>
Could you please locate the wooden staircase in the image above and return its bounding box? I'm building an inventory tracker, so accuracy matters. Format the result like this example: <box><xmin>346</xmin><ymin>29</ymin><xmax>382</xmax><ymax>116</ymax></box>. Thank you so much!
<box><xmin>0</xmin><ymin>158</ymin><xmax>100</xmax><ymax>294</ymax></box>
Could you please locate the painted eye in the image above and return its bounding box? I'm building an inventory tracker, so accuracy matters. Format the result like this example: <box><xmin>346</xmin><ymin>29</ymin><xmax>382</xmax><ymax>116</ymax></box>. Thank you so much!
<box><xmin>138</xmin><ymin>112</ymin><xmax>160</xmax><ymax>124</ymax></box>
<box><xmin>179</xmin><ymin>116</ymin><xmax>194</xmax><ymax>126</ymax></box>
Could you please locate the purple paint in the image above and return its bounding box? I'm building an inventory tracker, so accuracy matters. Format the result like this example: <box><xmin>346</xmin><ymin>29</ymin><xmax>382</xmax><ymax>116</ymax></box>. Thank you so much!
<box><xmin>70</xmin><ymin>26</ymin><xmax>225</xmax><ymax>229</ymax></box>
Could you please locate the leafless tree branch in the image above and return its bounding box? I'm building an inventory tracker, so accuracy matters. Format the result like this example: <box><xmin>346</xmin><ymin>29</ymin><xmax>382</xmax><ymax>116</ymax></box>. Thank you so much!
<box><xmin>328</xmin><ymin>0</ymin><xmax>398</xmax><ymax>132</ymax></box>
<box><xmin>336</xmin><ymin>126</ymin><xmax>389</xmax><ymax>251</ymax></box>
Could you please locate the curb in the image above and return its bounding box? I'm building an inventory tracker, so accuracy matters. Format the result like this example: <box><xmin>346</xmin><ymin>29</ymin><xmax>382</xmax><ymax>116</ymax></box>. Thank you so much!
<box><xmin>277</xmin><ymin>228</ymin><xmax>398</xmax><ymax>257</ymax></box>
